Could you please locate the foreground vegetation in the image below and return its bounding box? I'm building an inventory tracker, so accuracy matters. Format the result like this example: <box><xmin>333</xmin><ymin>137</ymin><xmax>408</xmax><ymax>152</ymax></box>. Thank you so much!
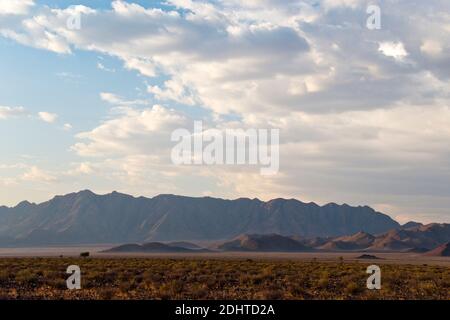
<box><xmin>0</xmin><ymin>258</ymin><xmax>448</xmax><ymax>300</ymax></box>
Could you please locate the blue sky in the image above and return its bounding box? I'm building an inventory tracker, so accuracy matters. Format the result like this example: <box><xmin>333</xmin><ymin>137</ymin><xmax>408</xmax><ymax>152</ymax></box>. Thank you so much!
<box><xmin>0</xmin><ymin>37</ymin><xmax>141</xmax><ymax>165</ymax></box>
<box><xmin>0</xmin><ymin>0</ymin><xmax>449</xmax><ymax>224</ymax></box>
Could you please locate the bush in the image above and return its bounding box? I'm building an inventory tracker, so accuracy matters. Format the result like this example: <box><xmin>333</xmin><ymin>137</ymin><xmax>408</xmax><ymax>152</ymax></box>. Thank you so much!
<box><xmin>15</xmin><ymin>269</ymin><xmax>38</xmax><ymax>285</ymax></box>
<box><xmin>344</xmin><ymin>282</ymin><xmax>361</xmax><ymax>296</ymax></box>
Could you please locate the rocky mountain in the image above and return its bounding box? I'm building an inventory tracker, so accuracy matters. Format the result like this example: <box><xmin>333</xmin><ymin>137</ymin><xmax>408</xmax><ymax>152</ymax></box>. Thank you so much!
<box><xmin>318</xmin><ymin>231</ymin><xmax>375</xmax><ymax>251</ymax></box>
<box><xmin>315</xmin><ymin>223</ymin><xmax>450</xmax><ymax>252</ymax></box>
<box><xmin>0</xmin><ymin>190</ymin><xmax>401</xmax><ymax>246</ymax></box>
<box><xmin>217</xmin><ymin>234</ymin><xmax>311</xmax><ymax>252</ymax></box>
<box><xmin>368</xmin><ymin>223</ymin><xmax>450</xmax><ymax>251</ymax></box>
<box><xmin>214</xmin><ymin>224</ymin><xmax>450</xmax><ymax>253</ymax></box>
<box><xmin>402</xmin><ymin>221</ymin><xmax>424</xmax><ymax>229</ymax></box>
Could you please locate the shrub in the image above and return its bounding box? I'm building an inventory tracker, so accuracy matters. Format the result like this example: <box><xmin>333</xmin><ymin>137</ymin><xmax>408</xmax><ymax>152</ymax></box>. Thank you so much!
<box><xmin>15</xmin><ymin>269</ymin><xmax>38</xmax><ymax>285</ymax></box>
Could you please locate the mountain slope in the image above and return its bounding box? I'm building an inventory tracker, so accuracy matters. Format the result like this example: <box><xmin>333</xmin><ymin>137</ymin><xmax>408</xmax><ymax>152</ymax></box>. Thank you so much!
<box><xmin>0</xmin><ymin>190</ymin><xmax>400</xmax><ymax>245</ymax></box>
<box><xmin>319</xmin><ymin>231</ymin><xmax>375</xmax><ymax>251</ymax></box>
<box><xmin>424</xmin><ymin>242</ymin><xmax>450</xmax><ymax>257</ymax></box>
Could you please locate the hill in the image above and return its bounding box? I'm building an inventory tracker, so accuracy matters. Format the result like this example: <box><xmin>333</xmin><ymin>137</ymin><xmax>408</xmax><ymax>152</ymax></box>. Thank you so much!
<box><xmin>319</xmin><ymin>231</ymin><xmax>375</xmax><ymax>251</ymax></box>
<box><xmin>103</xmin><ymin>242</ymin><xmax>199</xmax><ymax>253</ymax></box>
<box><xmin>217</xmin><ymin>234</ymin><xmax>312</xmax><ymax>252</ymax></box>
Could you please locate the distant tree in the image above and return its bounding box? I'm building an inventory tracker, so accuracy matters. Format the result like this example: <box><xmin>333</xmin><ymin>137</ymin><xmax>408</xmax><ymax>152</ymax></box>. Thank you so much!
<box><xmin>80</xmin><ymin>252</ymin><xmax>90</xmax><ymax>258</ymax></box>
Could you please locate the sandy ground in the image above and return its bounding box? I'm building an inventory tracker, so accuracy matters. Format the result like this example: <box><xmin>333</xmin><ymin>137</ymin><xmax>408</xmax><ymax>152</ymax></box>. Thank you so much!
<box><xmin>0</xmin><ymin>246</ymin><xmax>448</xmax><ymax>266</ymax></box>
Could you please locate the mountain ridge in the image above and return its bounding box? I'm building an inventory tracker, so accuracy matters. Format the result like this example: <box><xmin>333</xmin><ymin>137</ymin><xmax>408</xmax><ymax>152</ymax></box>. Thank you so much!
<box><xmin>0</xmin><ymin>189</ymin><xmax>405</xmax><ymax>246</ymax></box>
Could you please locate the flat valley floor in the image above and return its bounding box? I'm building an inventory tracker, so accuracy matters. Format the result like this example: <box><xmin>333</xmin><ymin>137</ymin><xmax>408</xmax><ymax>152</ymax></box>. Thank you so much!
<box><xmin>0</xmin><ymin>249</ymin><xmax>448</xmax><ymax>299</ymax></box>
<box><xmin>0</xmin><ymin>246</ymin><xmax>449</xmax><ymax>266</ymax></box>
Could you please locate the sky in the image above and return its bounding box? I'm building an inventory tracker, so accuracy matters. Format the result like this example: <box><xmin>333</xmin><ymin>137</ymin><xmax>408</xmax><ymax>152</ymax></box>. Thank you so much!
<box><xmin>0</xmin><ymin>0</ymin><xmax>449</xmax><ymax>224</ymax></box>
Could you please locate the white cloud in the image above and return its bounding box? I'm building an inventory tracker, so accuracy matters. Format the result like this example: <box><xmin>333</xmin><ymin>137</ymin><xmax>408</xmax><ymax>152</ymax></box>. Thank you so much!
<box><xmin>420</xmin><ymin>40</ymin><xmax>443</xmax><ymax>57</ymax></box>
<box><xmin>63</xmin><ymin>123</ymin><xmax>73</xmax><ymax>131</ymax></box>
<box><xmin>72</xmin><ymin>104</ymin><xmax>187</xmax><ymax>157</ymax></box>
<box><xmin>0</xmin><ymin>0</ymin><xmax>34</xmax><ymax>15</ymax></box>
<box><xmin>56</xmin><ymin>72</ymin><xmax>81</xmax><ymax>81</ymax></box>
<box><xmin>21</xmin><ymin>166</ymin><xmax>56</xmax><ymax>182</ymax></box>
<box><xmin>100</xmin><ymin>92</ymin><xmax>149</xmax><ymax>106</ymax></box>
<box><xmin>100</xmin><ymin>92</ymin><xmax>123</xmax><ymax>105</ymax></box>
<box><xmin>2</xmin><ymin>1</ymin><xmax>447</xmax><ymax>116</ymax></box>
<box><xmin>323</xmin><ymin>0</ymin><xmax>363</xmax><ymax>10</ymax></box>
<box><xmin>1</xmin><ymin>18</ymin><xmax>72</xmax><ymax>54</ymax></box>
<box><xmin>0</xmin><ymin>106</ymin><xmax>26</xmax><ymax>119</ymax></box>
<box><xmin>97</xmin><ymin>62</ymin><xmax>115</xmax><ymax>73</ymax></box>
<box><xmin>378</xmin><ymin>41</ymin><xmax>408</xmax><ymax>61</ymax></box>
<box><xmin>68</xmin><ymin>162</ymin><xmax>94</xmax><ymax>175</ymax></box>
<box><xmin>38</xmin><ymin>111</ymin><xmax>58</xmax><ymax>123</ymax></box>
<box><xmin>123</xmin><ymin>57</ymin><xmax>156</xmax><ymax>77</ymax></box>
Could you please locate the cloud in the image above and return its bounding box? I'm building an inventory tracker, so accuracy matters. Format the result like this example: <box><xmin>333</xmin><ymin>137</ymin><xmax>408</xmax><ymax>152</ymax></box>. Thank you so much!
<box><xmin>100</xmin><ymin>92</ymin><xmax>149</xmax><ymax>106</ymax></box>
<box><xmin>63</xmin><ymin>123</ymin><xmax>73</xmax><ymax>131</ymax></box>
<box><xmin>0</xmin><ymin>2</ymin><xmax>446</xmax><ymax>105</ymax></box>
<box><xmin>97</xmin><ymin>62</ymin><xmax>115</xmax><ymax>73</ymax></box>
<box><xmin>420</xmin><ymin>40</ymin><xmax>443</xmax><ymax>57</ymax></box>
<box><xmin>123</xmin><ymin>57</ymin><xmax>155</xmax><ymax>77</ymax></box>
<box><xmin>0</xmin><ymin>106</ymin><xmax>26</xmax><ymax>119</ymax></box>
<box><xmin>72</xmin><ymin>104</ymin><xmax>187</xmax><ymax>157</ymax></box>
<box><xmin>21</xmin><ymin>166</ymin><xmax>56</xmax><ymax>182</ymax></box>
<box><xmin>0</xmin><ymin>22</ymin><xmax>71</xmax><ymax>54</ymax></box>
<box><xmin>378</xmin><ymin>41</ymin><xmax>408</xmax><ymax>61</ymax></box>
<box><xmin>0</xmin><ymin>0</ymin><xmax>34</xmax><ymax>15</ymax></box>
<box><xmin>1</xmin><ymin>0</ymin><xmax>441</xmax><ymax>116</ymax></box>
<box><xmin>67</xmin><ymin>162</ymin><xmax>94</xmax><ymax>175</ymax></box>
<box><xmin>38</xmin><ymin>111</ymin><xmax>58</xmax><ymax>123</ymax></box>
<box><xmin>56</xmin><ymin>72</ymin><xmax>81</xmax><ymax>82</ymax></box>
<box><xmin>323</xmin><ymin>0</ymin><xmax>364</xmax><ymax>10</ymax></box>
<box><xmin>100</xmin><ymin>92</ymin><xmax>123</xmax><ymax>105</ymax></box>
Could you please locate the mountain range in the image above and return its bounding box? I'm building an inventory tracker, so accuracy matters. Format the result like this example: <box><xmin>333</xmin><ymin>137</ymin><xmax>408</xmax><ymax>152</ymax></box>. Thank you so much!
<box><xmin>1</xmin><ymin>189</ymin><xmax>448</xmax><ymax>254</ymax></box>
<box><xmin>0</xmin><ymin>190</ymin><xmax>405</xmax><ymax>246</ymax></box>
<box><xmin>315</xmin><ymin>223</ymin><xmax>450</xmax><ymax>252</ymax></box>
<box><xmin>212</xmin><ymin>224</ymin><xmax>450</xmax><ymax>254</ymax></box>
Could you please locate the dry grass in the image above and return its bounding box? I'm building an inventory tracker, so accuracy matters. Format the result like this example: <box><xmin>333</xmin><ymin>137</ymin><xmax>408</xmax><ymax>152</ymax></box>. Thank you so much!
<box><xmin>0</xmin><ymin>257</ymin><xmax>448</xmax><ymax>300</ymax></box>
